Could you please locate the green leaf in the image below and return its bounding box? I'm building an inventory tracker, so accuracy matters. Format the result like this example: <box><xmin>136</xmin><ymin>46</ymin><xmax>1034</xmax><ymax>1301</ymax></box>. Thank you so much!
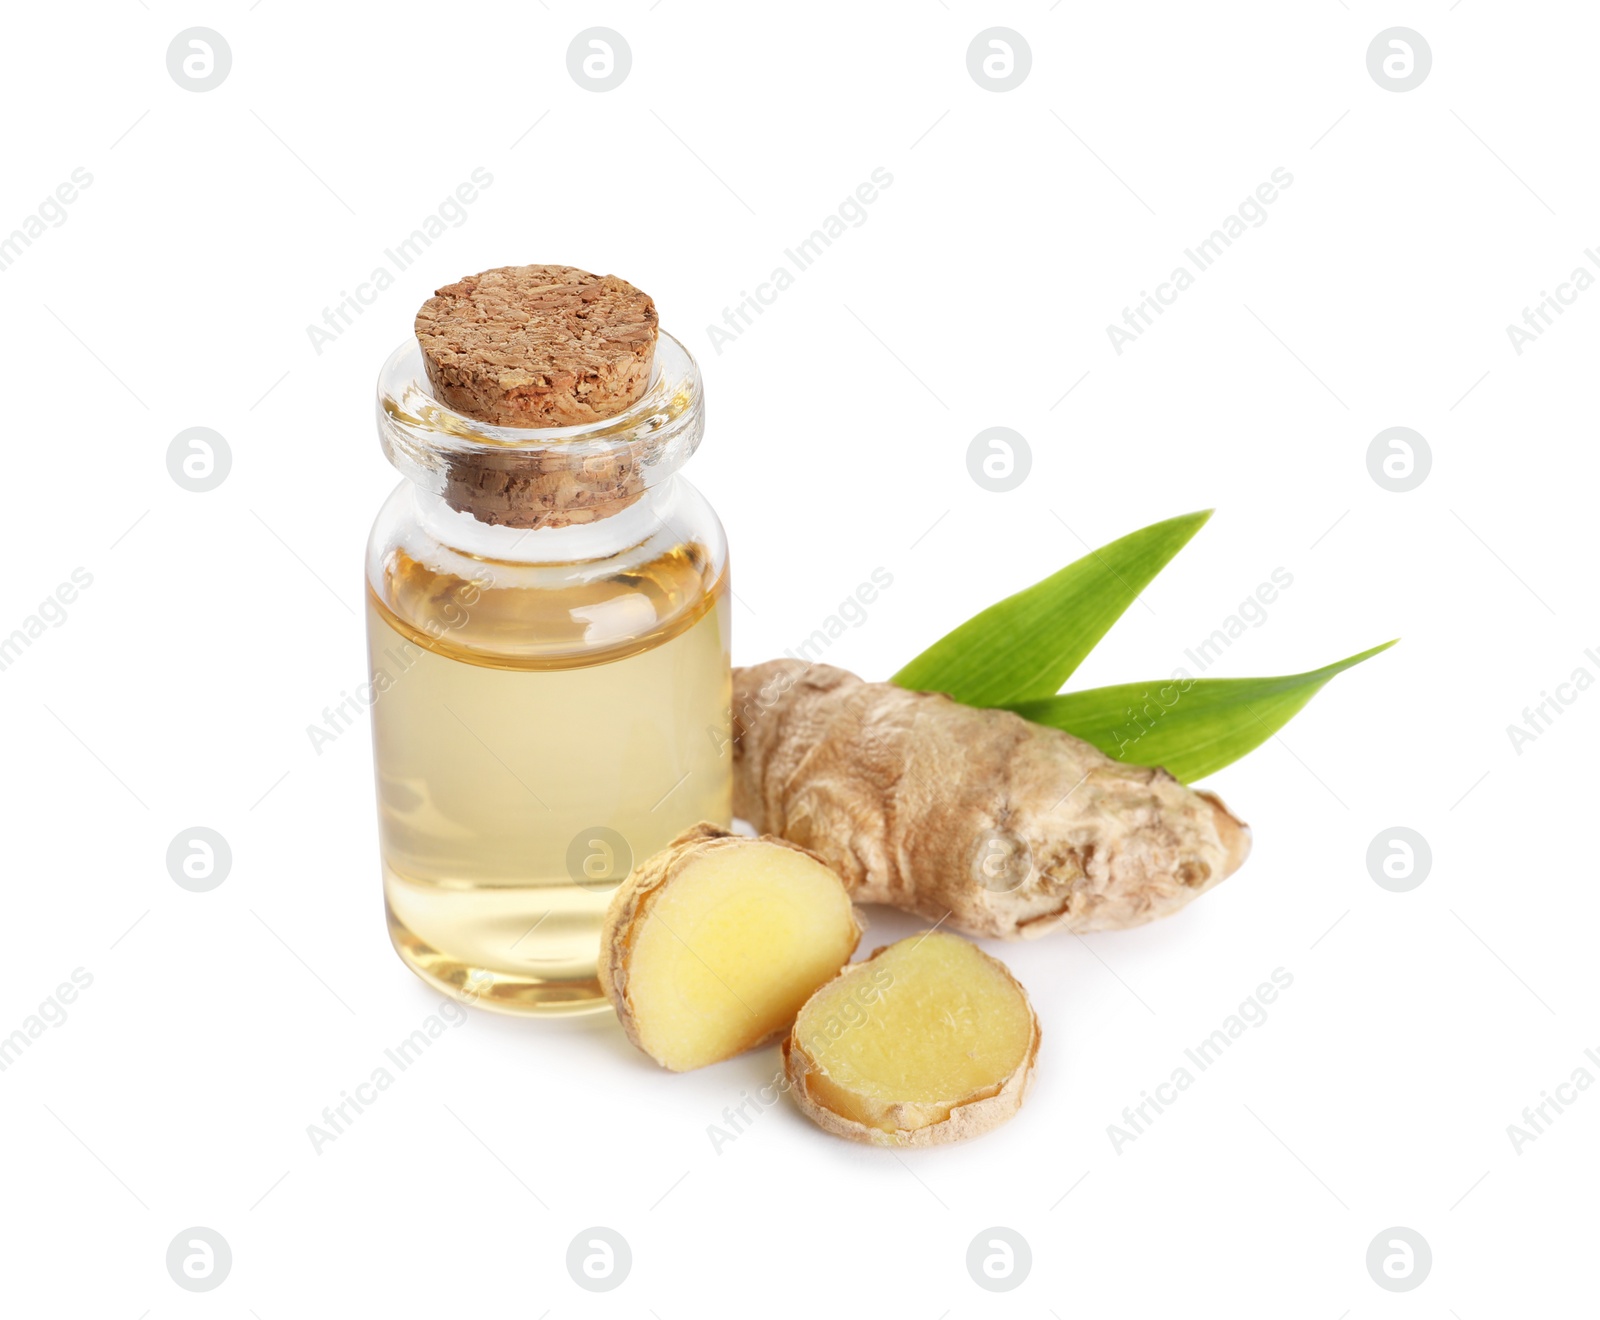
<box><xmin>1004</xmin><ymin>641</ymin><xmax>1397</xmax><ymax>783</ymax></box>
<box><xmin>892</xmin><ymin>509</ymin><xmax>1213</xmax><ymax>706</ymax></box>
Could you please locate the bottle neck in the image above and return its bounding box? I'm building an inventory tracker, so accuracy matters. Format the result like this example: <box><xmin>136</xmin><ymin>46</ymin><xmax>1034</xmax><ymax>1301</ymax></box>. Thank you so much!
<box><xmin>377</xmin><ymin>329</ymin><xmax>705</xmax><ymax>537</ymax></box>
<box><xmin>413</xmin><ymin>478</ymin><xmax>679</xmax><ymax>566</ymax></box>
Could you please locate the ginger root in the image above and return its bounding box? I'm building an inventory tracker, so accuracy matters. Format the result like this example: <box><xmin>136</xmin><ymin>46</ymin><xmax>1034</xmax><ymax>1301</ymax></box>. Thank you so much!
<box><xmin>784</xmin><ymin>931</ymin><xmax>1040</xmax><ymax>1147</ymax></box>
<box><xmin>599</xmin><ymin>823</ymin><xmax>861</xmax><ymax>1072</ymax></box>
<box><xmin>733</xmin><ymin>661</ymin><xmax>1251</xmax><ymax>939</ymax></box>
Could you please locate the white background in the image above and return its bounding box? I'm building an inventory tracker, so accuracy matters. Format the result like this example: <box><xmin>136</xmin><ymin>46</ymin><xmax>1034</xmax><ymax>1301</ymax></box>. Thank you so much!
<box><xmin>2</xmin><ymin>2</ymin><xmax>1595</xmax><ymax>1315</ymax></box>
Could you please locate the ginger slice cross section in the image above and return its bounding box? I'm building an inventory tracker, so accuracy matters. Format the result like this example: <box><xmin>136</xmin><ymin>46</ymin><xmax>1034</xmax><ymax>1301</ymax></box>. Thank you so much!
<box><xmin>600</xmin><ymin>825</ymin><xmax>861</xmax><ymax>1072</ymax></box>
<box><xmin>784</xmin><ymin>931</ymin><xmax>1040</xmax><ymax>1147</ymax></box>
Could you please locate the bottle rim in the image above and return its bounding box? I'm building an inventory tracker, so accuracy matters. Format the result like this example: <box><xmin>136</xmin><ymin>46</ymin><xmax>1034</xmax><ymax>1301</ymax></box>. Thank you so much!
<box><xmin>375</xmin><ymin>329</ymin><xmax>705</xmax><ymax>515</ymax></box>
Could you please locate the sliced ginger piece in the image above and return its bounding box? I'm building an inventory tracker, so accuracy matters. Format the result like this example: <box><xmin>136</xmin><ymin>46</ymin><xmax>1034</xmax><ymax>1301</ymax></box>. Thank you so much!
<box><xmin>784</xmin><ymin>930</ymin><xmax>1040</xmax><ymax>1147</ymax></box>
<box><xmin>599</xmin><ymin>823</ymin><xmax>861</xmax><ymax>1072</ymax></box>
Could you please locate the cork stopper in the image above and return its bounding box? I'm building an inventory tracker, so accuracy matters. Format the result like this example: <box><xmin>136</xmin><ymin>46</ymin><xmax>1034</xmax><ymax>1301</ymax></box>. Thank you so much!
<box><xmin>413</xmin><ymin>265</ymin><xmax>660</xmax><ymax>529</ymax></box>
<box><xmin>416</xmin><ymin>265</ymin><xmax>658</xmax><ymax>427</ymax></box>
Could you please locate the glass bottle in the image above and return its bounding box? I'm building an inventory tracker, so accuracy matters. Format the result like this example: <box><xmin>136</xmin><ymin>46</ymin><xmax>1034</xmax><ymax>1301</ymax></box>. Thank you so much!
<box><xmin>366</xmin><ymin>330</ymin><xmax>730</xmax><ymax>1015</ymax></box>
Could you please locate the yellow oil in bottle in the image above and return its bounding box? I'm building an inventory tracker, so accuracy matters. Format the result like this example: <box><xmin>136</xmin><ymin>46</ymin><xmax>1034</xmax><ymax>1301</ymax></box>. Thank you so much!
<box><xmin>367</xmin><ymin>541</ymin><xmax>731</xmax><ymax>1015</ymax></box>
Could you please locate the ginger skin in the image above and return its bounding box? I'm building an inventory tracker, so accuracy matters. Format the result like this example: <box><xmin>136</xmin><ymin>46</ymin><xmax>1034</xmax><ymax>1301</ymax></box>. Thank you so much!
<box><xmin>733</xmin><ymin>661</ymin><xmax>1252</xmax><ymax>939</ymax></box>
